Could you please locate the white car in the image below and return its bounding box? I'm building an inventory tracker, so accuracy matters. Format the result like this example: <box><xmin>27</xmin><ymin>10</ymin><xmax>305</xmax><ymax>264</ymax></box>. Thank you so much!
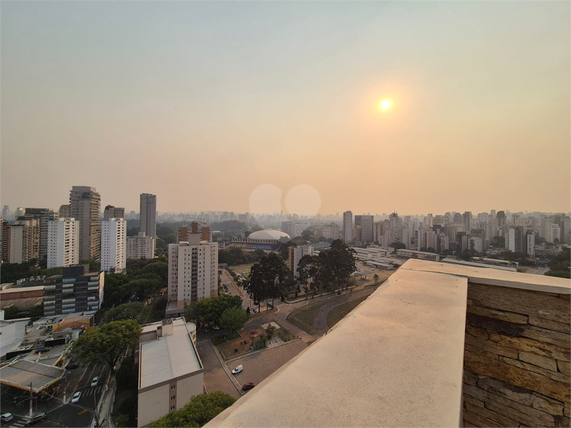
<box><xmin>71</xmin><ymin>392</ymin><xmax>81</xmax><ymax>404</ymax></box>
<box><xmin>231</xmin><ymin>365</ymin><xmax>243</xmax><ymax>375</ymax></box>
<box><xmin>90</xmin><ymin>377</ymin><xmax>98</xmax><ymax>387</ymax></box>
<box><xmin>1</xmin><ymin>413</ymin><xmax>14</xmax><ymax>423</ymax></box>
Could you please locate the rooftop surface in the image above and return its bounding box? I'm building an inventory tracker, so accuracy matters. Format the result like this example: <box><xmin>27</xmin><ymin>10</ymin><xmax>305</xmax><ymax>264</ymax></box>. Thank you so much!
<box><xmin>139</xmin><ymin>318</ymin><xmax>202</xmax><ymax>389</ymax></box>
<box><xmin>206</xmin><ymin>260</ymin><xmax>569</xmax><ymax>428</ymax></box>
<box><xmin>0</xmin><ymin>360</ymin><xmax>65</xmax><ymax>392</ymax></box>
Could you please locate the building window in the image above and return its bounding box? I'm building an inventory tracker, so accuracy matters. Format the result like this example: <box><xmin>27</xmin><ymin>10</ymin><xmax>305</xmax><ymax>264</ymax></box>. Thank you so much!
<box><xmin>171</xmin><ymin>395</ymin><xmax>176</xmax><ymax>400</ymax></box>
<box><xmin>170</xmin><ymin>406</ymin><xmax>176</xmax><ymax>411</ymax></box>
<box><xmin>171</xmin><ymin>385</ymin><xmax>176</xmax><ymax>391</ymax></box>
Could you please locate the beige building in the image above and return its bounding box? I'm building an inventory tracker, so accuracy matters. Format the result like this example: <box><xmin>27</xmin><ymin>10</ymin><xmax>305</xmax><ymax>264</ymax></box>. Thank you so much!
<box><xmin>1</xmin><ymin>219</ymin><xmax>40</xmax><ymax>263</ymax></box>
<box><xmin>138</xmin><ymin>318</ymin><xmax>203</xmax><ymax>427</ymax></box>
<box><xmin>103</xmin><ymin>205</ymin><xmax>125</xmax><ymax>221</ymax></box>
<box><xmin>288</xmin><ymin>245</ymin><xmax>314</xmax><ymax>278</ymax></box>
<box><xmin>166</xmin><ymin>236</ymin><xmax>218</xmax><ymax>316</ymax></box>
<box><xmin>70</xmin><ymin>186</ymin><xmax>101</xmax><ymax>261</ymax></box>
<box><xmin>127</xmin><ymin>232</ymin><xmax>155</xmax><ymax>260</ymax></box>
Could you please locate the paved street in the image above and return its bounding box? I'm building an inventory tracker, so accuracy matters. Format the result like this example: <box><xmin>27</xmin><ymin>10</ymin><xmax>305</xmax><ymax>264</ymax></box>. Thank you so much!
<box><xmin>0</xmin><ymin>364</ymin><xmax>106</xmax><ymax>428</ymax></box>
<box><xmin>196</xmin><ymin>340</ymin><xmax>241</xmax><ymax>399</ymax></box>
<box><xmin>225</xmin><ymin>340</ymin><xmax>307</xmax><ymax>388</ymax></box>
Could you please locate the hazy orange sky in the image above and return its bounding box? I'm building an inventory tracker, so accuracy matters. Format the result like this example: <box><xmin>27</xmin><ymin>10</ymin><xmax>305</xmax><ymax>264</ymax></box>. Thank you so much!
<box><xmin>1</xmin><ymin>1</ymin><xmax>569</xmax><ymax>215</ymax></box>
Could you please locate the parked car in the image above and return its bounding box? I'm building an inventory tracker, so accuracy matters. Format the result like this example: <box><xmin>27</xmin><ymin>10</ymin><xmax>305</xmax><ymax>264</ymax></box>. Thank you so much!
<box><xmin>23</xmin><ymin>413</ymin><xmax>46</xmax><ymax>426</ymax></box>
<box><xmin>67</xmin><ymin>362</ymin><xmax>79</xmax><ymax>370</ymax></box>
<box><xmin>90</xmin><ymin>377</ymin><xmax>98</xmax><ymax>387</ymax></box>
<box><xmin>231</xmin><ymin>365</ymin><xmax>243</xmax><ymax>375</ymax></box>
<box><xmin>212</xmin><ymin>325</ymin><xmax>220</xmax><ymax>330</ymax></box>
<box><xmin>242</xmin><ymin>382</ymin><xmax>255</xmax><ymax>391</ymax></box>
<box><xmin>71</xmin><ymin>392</ymin><xmax>81</xmax><ymax>404</ymax></box>
<box><xmin>1</xmin><ymin>413</ymin><xmax>14</xmax><ymax>423</ymax></box>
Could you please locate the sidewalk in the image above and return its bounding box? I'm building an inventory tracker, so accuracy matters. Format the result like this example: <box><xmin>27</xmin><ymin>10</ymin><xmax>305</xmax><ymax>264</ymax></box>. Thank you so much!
<box><xmin>90</xmin><ymin>375</ymin><xmax>116</xmax><ymax>427</ymax></box>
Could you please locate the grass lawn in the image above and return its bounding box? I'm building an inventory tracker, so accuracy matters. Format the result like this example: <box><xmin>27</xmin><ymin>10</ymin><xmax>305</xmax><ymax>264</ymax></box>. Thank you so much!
<box><xmin>286</xmin><ymin>300</ymin><xmax>333</xmax><ymax>335</ymax></box>
<box><xmin>230</xmin><ymin>264</ymin><xmax>254</xmax><ymax>276</ymax></box>
<box><xmin>327</xmin><ymin>294</ymin><xmax>370</xmax><ymax>328</ymax></box>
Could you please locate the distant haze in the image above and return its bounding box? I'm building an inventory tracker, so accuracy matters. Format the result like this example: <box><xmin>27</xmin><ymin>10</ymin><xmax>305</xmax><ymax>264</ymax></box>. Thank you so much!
<box><xmin>1</xmin><ymin>1</ymin><xmax>569</xmax><ymax>215</ymax></box>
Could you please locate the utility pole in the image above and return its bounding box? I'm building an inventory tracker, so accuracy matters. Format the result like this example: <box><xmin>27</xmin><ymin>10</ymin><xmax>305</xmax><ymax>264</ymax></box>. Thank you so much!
<box><xmin>63</xmin><ymin>371</ymin><xmax>67</xmax><ymax>404</ymax></box>
<box><xmin>28</xmin><ymin>382</ymin><xmax>33</xmax><ymax>418</ymax></box>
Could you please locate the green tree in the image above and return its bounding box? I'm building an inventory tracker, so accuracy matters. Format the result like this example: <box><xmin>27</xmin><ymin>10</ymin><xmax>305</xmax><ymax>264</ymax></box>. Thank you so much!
<box><xmin>3</xmin><ymin>305</ymin><xmax>19</xmax><ymax>319</ymax></box>
<box><xmin>278</xmin><ymin>241</ymin><xmax>296</xmax><ymax>260</ymax></box>
<box><xmin>389</xmin><ymin>242</ymin><xmax>406</xmax><ymax>251</ymax></box>
<box><xmin>545</xmin><ymin>248</ymin><xmax>571</xmax><ymax>278</ymax></box>
<box><xmin>297</xmin><ymin>255</ymin><xmax>324</xmax><ymax>298</ymax></box>
<box><xmin>147</xmin><ymin>391</ymin><xmax>236</xmax><ymax>428</ymax></box>
<box><xmin>244</xmin><ymin>253</ymin><xmax>292</xmax><ymax>310</ymax></box>
<box><xmin>190</xmin><ymin>295</ymin><xmax>243</xmax><ymax>325</ymax></box>
<box><xmin>79</xmin><ymin>259</ymin><xmax>100</xmax><ymax>272</ymax></box>
<box><xmin>30</xmin><ymin>303</ymin><xmax>43</xmax><ymax>322</ymax></box>
<box><xmin>219</xmin><ymin>306</ymin><xmax>249</xmax><ymax>336</ymax></box>
<box><xmin>102</xmin><ymin>302</ymin><xmax>152</xmax><ymax>325</ymax></box>
<box><xmin>71</xmin><ymin>320</ymin><xmax>141</xmax><ymax>374</ymax></box>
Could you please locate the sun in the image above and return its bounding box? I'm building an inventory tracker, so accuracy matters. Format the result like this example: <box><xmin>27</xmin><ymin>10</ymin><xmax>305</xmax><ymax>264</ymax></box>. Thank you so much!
<box><xmin>379</xmin><ymin>100</ymin><xmax>391</xmax><ymax>110</ymax></box>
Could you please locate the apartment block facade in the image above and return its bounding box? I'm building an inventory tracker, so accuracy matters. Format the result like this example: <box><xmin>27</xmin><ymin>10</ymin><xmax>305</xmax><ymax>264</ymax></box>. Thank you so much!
<box><xmin>101</xmin><ymin>218</ymin><xmax>126</xmax><ymax>273</ymax></box>
<box><xmin>168</xmin><ymin>235</ymin><xmax>218</xmax><ymax>304</ymax></box>
<box><xmin>127</xmin><ymin>232</ymin><xmax>155</xmax><ymax>260</ymax></box>
<box><xmin>140</xmin><ymin>193</ymin><xmax>157</xmax><ymax>239</ymax></box>
<box><xmin>43</xmin><ymin>265</ymin><xmax>104</xmax><ymax>316</ymax></box>
<box><xmin>70</xmin><ymin>186</ymin><xmax>101</xmax><ymax>261</ymax></box>
<box><xmin>47</xmin><ymin>218</ymin><xmax>79</xmax><ymax>268</ymax></box>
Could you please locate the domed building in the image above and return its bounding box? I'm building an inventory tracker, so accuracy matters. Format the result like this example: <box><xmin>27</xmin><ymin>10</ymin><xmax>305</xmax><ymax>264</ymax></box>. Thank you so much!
<box><xmin>231</xmin><ymin>229</ymin><xmax>290</xmax><ymax>250</ymax></box>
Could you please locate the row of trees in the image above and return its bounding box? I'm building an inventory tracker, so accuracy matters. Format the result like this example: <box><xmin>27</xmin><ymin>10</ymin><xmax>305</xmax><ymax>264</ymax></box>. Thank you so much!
<box><xmin>242</xmin><ymin>240</ymin><xmax>357</xmax><ymax>309</ymax></box>
<box><xmin>184</xmin><ymin>294</ymin><xmax>249</xmax><ymax>336</ymax></box>
<box><xmin>218</xmin><ymin>247</ymin><xmax>266</xmax><ymax>266</ymax></box>
<box><xmin>103</xmin><ymin>257</ymin><xmax>168</xmax><ymax>309</ymax></box>
<box><xmin>545</xmin><ymin>248</ymin><xmax>570</xmax><ymax>278</ymax></box>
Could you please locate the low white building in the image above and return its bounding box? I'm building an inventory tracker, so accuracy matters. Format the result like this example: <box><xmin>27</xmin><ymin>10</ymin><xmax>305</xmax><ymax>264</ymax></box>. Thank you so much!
<box><xmin>138</xmin><ymin>318</ymin><xmax>203</xmax><ymax>427</ymax></box>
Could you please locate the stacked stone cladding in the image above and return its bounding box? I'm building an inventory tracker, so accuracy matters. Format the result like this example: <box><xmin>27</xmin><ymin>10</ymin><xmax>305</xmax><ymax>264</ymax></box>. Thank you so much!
<box><xmin>463</xmin><ymin>282</ymin><xmax>570</xmax><ymax>427</ymax></box>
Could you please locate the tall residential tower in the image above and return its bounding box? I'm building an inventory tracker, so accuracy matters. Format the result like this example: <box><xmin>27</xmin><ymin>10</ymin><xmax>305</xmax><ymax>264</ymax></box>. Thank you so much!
<box><xmin>70</xmin><ymin>186</ymin><xmax>101</xmax><ymax>261</ymax></box>
<box><xmin>140</xmin><ymin>194</ymin><xmax>157</xmax><ymax>239</ymax></box>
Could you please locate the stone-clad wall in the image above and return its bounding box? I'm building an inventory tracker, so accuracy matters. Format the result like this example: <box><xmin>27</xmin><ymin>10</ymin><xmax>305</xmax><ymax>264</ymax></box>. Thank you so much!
<box><xmin>463</xmin><ymin>282</ymin><xmax>570</xmax><ymax>427</ymax></box>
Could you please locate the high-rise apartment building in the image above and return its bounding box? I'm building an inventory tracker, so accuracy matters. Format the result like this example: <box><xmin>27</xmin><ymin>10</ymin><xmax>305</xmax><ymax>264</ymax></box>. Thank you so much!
<box><xmin>526</xmin><ymin>231</ymin><xmax>535</xmax><ymax>257</ymax></box>
<box><xmin>47</xmin><ymin>218</ymin><xmax>79</xmax><ymax>268</ymax></box>
<box><xmin>127</xmin><ymin>232</ymin><xmax>155</xmax><ymax>260</ymax></box>
<box><xmin>355</xmin><ymin>215</ymin><xmax>374</xmax><ymax>243</ymax></box>
<box><xmin>388</xmin><ymin>213</ymin><xmax>403</xmax><ymax>245</ymax></box>
<box><xmin>462</xmin><ymin>212</ymin><xmax>473</xmax><ymax>232</ymax></box>
<box><xmin>140</xmin><ymin>194</ymin><xmax>157</xmax><ymax>239</ymax></box>
<box><xmin>1</xmin><ymin>219</ymin><xmax>40</xmax><ymax>264</ymax></box>
<box><xmin>343</xmin><ymin>211</ymin><xmax>353</xmax><ymax>242</ymax></box>
<box><xmin>22</xmin><ymin>208</ymin><xmax>58</xmax><ymax>260</ymax></box>
<box><xmin>70</xmin><ymin>186</ymin><xmax>101</xmax><ymax>261</ymax></box>
<box><xmin>496</xmin><ymin>211</ymin><xmax>506</xmax><ymax>228</ymax></box>
<box><xmin>58</xmin><ymin>204</ymin><xmax>71</xmax><ymax>219</ymax></box>
<box><xmin>103</xmin><ymin>205</ymin><xmax>125</xmax><ymax>221</ymax></box>
<box><xmin>167</xmin><ymin>235</ymin><xmax>218</xmax><ymax>310</ymax></box>
<box><xmin>2</xmin><ymin>205</ymin><xmax>10</xmax><ymax>221</ymax></box>
<box><xmin>288</xmin><ymin>245</ymin><xmax>314</xmax><ymax>278</ymax></box>
<box><xmin>101</xmin><ymin>218</ymin><xmax>127</xmax><ymax>273</ymax></box>
<box><xmin>178</xmin><ymin>222</ymin><xmax>212</xmax><ymax>243</ymax></box>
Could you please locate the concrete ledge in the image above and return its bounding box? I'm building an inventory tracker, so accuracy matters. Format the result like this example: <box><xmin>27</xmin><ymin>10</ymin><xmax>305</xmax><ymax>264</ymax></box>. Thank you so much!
<box><xmin>400</xmin><ymin>259</ymin><xmax>570</xmax><ymax>294</ymax></box>
<box><xmin>206</xmin><ymin>265</ymin><xmax>468</xmax><ymax>427</ymax></box>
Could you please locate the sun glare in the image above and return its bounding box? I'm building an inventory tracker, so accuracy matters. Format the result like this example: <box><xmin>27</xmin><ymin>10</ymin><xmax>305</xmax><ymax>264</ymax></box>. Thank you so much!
<box><xmin>380</xmin><ymin>100</ymin><xmax>391</xmax><ymax>110</ymax></box>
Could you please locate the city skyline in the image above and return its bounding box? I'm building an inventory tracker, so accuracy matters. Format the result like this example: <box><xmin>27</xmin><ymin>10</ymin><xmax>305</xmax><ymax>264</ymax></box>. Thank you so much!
<box><xmin>2</xmin><ymin>2</ymin><xmax>569</xmax><ymax>215</ymax></box>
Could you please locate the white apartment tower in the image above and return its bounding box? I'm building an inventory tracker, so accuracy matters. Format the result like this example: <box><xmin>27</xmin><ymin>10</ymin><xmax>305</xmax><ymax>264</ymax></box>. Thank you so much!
<box><xmin>168</xmin><ymin>235</ymin><xmax>218</xmax><ymax>303</ymax></box>
<box><xmin>47</xmin><ymin>218</ymin><xmax>79</xmax><ymax>268</ymax></box>
<box><xmin>127</xmin><ymin>232</ymin><xmax>155</xmax><ymax>260</ymax></box>
<box><xmin>140</xmin><ymin>194</ymin><xmax>157</xmax><ymax>239</ymax></box>
<box><xmin>288</xmin><ymin>245</ymin><xmax>315</xmax><ymax>278</ymax></box>
<box><xmin>101</xmin><ymin>218</ymin><xmax>127</xmax><ymax>273</ymax></box>
<box><xmin>343</xmin><ymin>211</ymin><xmax>353</xmax><ymax>242</ymax></box>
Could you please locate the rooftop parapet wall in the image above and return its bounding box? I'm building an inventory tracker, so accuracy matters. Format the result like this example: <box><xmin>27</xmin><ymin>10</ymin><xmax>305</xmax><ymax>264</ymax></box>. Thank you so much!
<box><xmin>463</xmin><ymin>283</ymin><xmax>570</xmax><ymax>427</ymax></box>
